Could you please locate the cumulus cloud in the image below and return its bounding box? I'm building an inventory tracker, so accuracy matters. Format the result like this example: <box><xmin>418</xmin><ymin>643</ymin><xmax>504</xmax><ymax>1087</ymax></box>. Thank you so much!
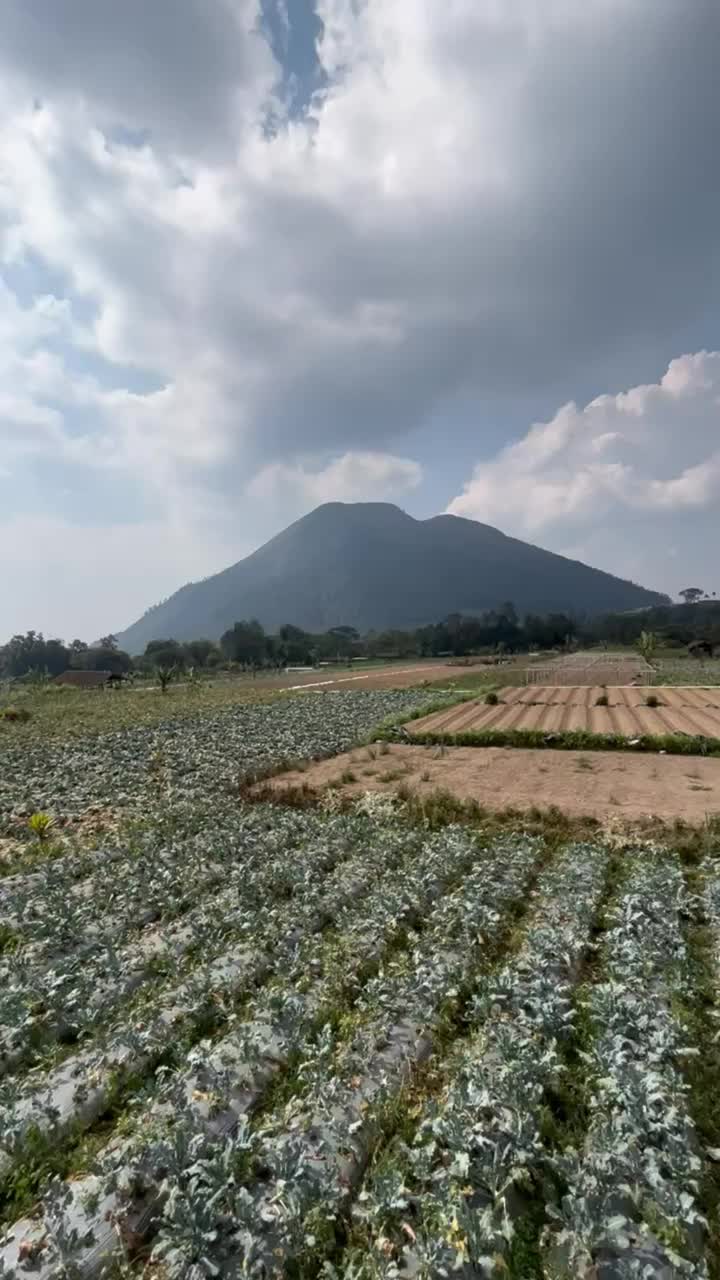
<box><xmin>0</xmin><ymin>0</ymin><xmax>276</xmax><ymax>156</ymax></box>
<box><xmin>448</xmin><ymin>351</ymin><xmax>720</xmax><ymax>593</ymax></box>
<box><xmin>248</xmin><ymin>450</ymin><xmax>422</xmax><ymax>511</ymax></box>
<box><xmin>1</xmin><ymin>2</ymin><xmax>718</xmax><ymax>476</ymax></box>
<box><xmin>0</xmin><ymin>0</ymin><xmax>718</xmax><ymax>632</ymax></box>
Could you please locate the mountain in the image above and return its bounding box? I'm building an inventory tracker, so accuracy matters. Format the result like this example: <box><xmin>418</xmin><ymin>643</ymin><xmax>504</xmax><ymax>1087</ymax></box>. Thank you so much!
<box><xmin>117</xmin><ymin>502</ymin><xmax>669</xmax><ymax>649</ymax></box>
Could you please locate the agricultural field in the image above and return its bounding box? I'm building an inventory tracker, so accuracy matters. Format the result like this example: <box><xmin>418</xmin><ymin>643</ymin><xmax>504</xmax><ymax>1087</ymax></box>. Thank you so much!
<box><xmin>525</xmin><ymin>652</ymin><xmax>653</xmax><ymax>687</ymax></box>
<box><xmin>263</xmin><ymin>740</ymin><xmax>720</xmax><ymax>824</ymax></box>
<box><xmin>2</xmin><ymin>675</ymin><xmax>720</xmax><ymax>1278</ymax></box>
<box><xmin>1</xmin><ymin>793</ymin><xmax>720</xmax><ymax>1278</ymax></box>
<box><xmin>407</xmin><ymin>685</ymin><xmax>720</xmax><ymax>742</ymax></box>
<box><xmin>655</xmin><ymin>660</ymin><xmax>720</xmax><ymax>687</ymax></box>
<box><xmin>0</xmin><ymin>665</ymin><xmax>459</xmax><ymax>742</ymax></box>
<box><xmin>0</xmin><ymin>689</ymin><xmax>444</xmax><ymax>835</ymax></box>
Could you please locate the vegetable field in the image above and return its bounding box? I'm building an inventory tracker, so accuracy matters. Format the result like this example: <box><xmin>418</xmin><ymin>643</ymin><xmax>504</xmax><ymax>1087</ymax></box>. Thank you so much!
<box><xmin>0</xmin><ymin>690</ymin><xmax>443</xmax><ymax>831</ymax></box>
<box><xmin>1</xmin><ymin>804</ymin><xmax>720</xmax><ymax>1278</ymax></box>
<box><xmin>1</xmin><ymin>685</ymin><xmax>720</xmax><ymax>1278</ymax></box>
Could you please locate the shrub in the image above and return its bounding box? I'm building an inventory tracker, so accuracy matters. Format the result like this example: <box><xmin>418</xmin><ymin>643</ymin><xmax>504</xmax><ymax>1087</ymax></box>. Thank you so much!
<box><xmin>645</xmin><ymin>694</ymin><xmax>661</xmax><ymax>708</ymax></box>
<box><xmin>637</xmin><ymin>629</ymin><xmax>658</xmax><ymax>664</ymax></box>
<box><xmin>2</xmin><ymin>706</ymin><xmax>31</xmax><ymax>723</ymax></box>
<box><xmin>485</xmin><ymin>691</ymin><xmax>500</xmax><ymax>706</ymax></box>
<box><xmin>27</xmin><ymin>812</ymin><xmax>55</xmax><ymax>842</ymax></box>
<box><xmin>0</xmin><ymin>924</ymin><xmax>21</xmax><ymax>954</ymax></box>
<box><xmin>155</xmin><ymin>663</ymin><xmax>177</xmax><ymax>694</ymax></box>
<box><xmin>595</xmin><ymin>694</ymin><xmax>609</xmax><ymax>706</ymax></box>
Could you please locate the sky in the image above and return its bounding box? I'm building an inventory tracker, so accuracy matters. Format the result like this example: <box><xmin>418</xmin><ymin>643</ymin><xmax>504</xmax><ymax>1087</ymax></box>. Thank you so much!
<box><xmin>0</xmin><ymin>0</ymin><xmax>718</xmax><ymax>641</ymax></box>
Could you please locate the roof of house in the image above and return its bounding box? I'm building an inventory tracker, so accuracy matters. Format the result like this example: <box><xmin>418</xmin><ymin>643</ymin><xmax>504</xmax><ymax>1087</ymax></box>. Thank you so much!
<box><xmin>53</xmin><ymin>669</ymin><xmax>114</xmax><ymax>688</ymax></box>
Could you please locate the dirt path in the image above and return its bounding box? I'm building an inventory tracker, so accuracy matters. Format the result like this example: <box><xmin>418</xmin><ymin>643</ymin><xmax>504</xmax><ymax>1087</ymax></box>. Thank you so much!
<box><xmin>265</xmin><ymin>742</ymin><xmax>720</xmax><ymax>824</ymax></box>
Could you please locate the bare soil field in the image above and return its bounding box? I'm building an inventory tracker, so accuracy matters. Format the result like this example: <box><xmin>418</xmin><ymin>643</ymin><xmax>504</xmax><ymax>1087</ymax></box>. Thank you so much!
<box><xmin>525</xmin><ymin>651</ymin><xmax>652</xmax><ymax>686</ymax></box>
<box><xmin>408</xmin><ymin>685</ymin><xmax>720</xmax><ymax>739</ymax></box>
<box><xmin>249</xmin><ymin>661</ymin><xmax>471</xmax><ymax>692</ymax></box>
<box><xmin>265</xmin><ymin>741</ymin><xmax>720</xmax><ymax>823</ymax></box>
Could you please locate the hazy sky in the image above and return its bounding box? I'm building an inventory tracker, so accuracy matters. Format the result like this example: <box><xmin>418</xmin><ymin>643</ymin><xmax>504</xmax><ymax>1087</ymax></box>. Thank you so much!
<box><xmin>1</xmin><ymin>0</ymin><xmax>718</xmax><ymax>639</ymax></box>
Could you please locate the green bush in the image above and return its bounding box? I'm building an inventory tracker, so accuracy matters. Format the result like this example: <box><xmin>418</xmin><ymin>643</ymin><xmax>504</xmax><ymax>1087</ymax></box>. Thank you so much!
<box><xmin>27</xmin><ymin>812</ymin><xmax>55</xmax><ymax>842</ymax></box>
<box><xmin>595</xmin><ymin>694</ymin><xmax>609</xmax><ymax>706</ymax></box>
<box><xmin>2</xmin><ymin>706</ymin><xmax>31</xmax><ymax>723</ymax></box>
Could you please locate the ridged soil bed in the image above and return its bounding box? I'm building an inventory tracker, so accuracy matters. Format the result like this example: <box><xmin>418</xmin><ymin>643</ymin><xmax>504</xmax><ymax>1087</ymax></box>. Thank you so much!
<box><xmin>408</xmin><ymin>685</ymin><xmax>720</xmax><ymax>739</ymax></box>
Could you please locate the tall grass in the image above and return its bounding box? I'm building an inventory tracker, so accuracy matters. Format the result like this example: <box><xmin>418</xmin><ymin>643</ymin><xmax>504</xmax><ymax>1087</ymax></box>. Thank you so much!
<box><xmin>381</xmin><ymin>725</ymin><xmax>720</xmax><ymax>757</ymax></box>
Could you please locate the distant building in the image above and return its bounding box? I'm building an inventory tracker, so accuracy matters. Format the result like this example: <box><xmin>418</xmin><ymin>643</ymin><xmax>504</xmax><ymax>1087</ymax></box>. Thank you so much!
<box><xmin>53</xmin><ymin>670</ymin><xmax>125</xmax><ymax>689</ymax></box>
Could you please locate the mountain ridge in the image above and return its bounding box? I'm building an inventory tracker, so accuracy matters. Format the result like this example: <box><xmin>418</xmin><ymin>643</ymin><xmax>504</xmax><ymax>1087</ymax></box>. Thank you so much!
<box><xmin>117</xmin><ymin>502</ymin><xmax>669</xmax><ymax>650</ymax></box>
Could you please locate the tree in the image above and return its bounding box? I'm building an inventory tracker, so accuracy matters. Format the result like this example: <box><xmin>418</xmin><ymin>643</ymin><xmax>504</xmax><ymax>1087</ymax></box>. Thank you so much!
<box><xmin>637</xmin><ymin>629</ymin><xmax>658</xmax><ymax>664</ymax></box>
<box><xmin>220</xmin><ymin>620</ymin><xmax>268</xmax><ymax>667</ymax></box>
<box><xmin>74</xmin><ymin>646</ymin><xmax>132</xmax><ymax>675</ymax></box>
<box><xmin>679</xmin><ymin>588</ymin><xmax>705</xmax><ymax>605</ymax></box>
<box><xmin>185</xmin><ymin>639</ymin><xmax>220</xmax><ymax>668</ymax></box>
<box><xmin>98</xmin><ymin>635</ymin><xmax>119</xmax><ymax>650</ymax></box>
<box><xmin>0</xmin><ymin>632</ymin><xmax>69</xmax><ymax>677</ymax></box>
<box><xmin>498</xmin><ymin>601</ymin><xmax>518</xmax><ymax>626</ymax></box>
<box><xmin>156</xmin><ymin>664</ymin><xmax>177</xmax><ymax>693</ymax></box>
<box><xmin>277</xmin><ymin>624</ymin><xmax>311</xmax><ymax>666</ymax></box>
<box><xmin>143</xmin><ymin>639</ymin><xmax>186</xmax><ymax>672</ymax></box>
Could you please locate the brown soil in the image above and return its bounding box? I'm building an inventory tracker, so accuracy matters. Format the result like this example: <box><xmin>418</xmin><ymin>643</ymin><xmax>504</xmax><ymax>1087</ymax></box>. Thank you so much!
<box><xmin>264</xmin><ymin>742</ymin><xmax>720</xmax><ymax>824</ymax></box>
<box><xmin>526</xmin><ymin>659</ymin><xmax>651</xmax><ymax>686</ymax></box>
<box><xmin>408</xmin><ymin>686</ymin><xmax>720</xmax><ymax>739</ymax></box>
<box><xmin>247</xmin><ymin>662</ymin><xmax>481</xmax><ymax>693</ymax></box>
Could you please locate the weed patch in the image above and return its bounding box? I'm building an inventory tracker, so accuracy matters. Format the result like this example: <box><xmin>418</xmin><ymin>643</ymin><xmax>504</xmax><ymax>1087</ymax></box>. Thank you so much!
<box><xmin>395</xmin><ymin>725</ymin><xmax>720</xmax><ymax>758</ymax></box>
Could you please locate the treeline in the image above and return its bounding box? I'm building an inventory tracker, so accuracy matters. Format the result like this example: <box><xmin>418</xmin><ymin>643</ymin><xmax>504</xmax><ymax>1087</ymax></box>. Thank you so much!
<box><xmin>582</xmin><ymin>600</ymin><xmax>720</xmax><ymax>649</ymax></box>
<box><xmin>0</xmin><ymin>634</ymin><xmax>132</xmax><ymax>679</ymax></box>
<box><xmin>2</xmin><ymin>599</ymin><xmax>719</xmax><ymax>680</ymax></box>
<box><xmin>0</xmin><ymin>608</ymin><xmax>572</xmax><ymax>679</ymax></box>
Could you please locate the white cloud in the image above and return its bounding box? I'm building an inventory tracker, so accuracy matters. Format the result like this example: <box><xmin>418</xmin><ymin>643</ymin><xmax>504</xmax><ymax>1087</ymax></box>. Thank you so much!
<box><xmin>0</xmin><ymin>0</ymin><xmax>276</xmax><ymax>157</ymax></box>
<box><xmin>448</xmin><ymin>350</ymin><xmax>720</xmax><ymax>593</ymax></box>
<box><xmin>0</xmin><ymin>1</ymin><xmax>718</xmax><ymax>632</ymax></box>
<box><xmin>248</xmin><ymin>450</ymin><xmax>422</xmax><ymax>511</ymax></box>
<box><xmin>1</xmin><ymin>1</ymin><xmax>717</xmax><ymax>484</ymax></box>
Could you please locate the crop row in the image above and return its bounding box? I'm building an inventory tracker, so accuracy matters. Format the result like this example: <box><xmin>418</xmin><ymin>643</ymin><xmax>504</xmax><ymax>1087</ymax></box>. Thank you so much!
<box><xmin>140</xmin><ymin>830</ymin><xmax>540</xmax><ymax>1279</ymax></box>
<box><xmin>0</xmin><ymin>831</ymin><xmax>542</xmax><ymax>1277</ymax></box>
<box><xmin>2</xmin><ymin>811</ymin><xmax>346</xmax><ymax>1077</ymax></box>
<box><xmin>0</xmin><ymin>689</ymin><xmax>444</xmax><ymax>828</ymax></box>
<box><xmin>2</xmin><ymin>806</ymin><xmax>421</xmax><ymax>1077</ymax></box>
<box><xmin>0</xmin><ymin>810</ymin><xmax>491</xmax><ymax>1175</ymax></box>
<box><xmin>345</xmin><ymin>840</ymin><xmax>610</xmax><ymax>1276</ymax></box>
<box><xmin>548</xmin><ymin>856</ymin><xmax>706</xmax><ymax>1278</ymax></box>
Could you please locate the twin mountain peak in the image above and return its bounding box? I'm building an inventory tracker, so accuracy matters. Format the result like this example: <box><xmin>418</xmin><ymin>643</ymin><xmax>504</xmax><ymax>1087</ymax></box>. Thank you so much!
<box><xmin>117</xmin><ymin>502</ymin><xmax>667</xmax><ymax>649</ymax></box>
